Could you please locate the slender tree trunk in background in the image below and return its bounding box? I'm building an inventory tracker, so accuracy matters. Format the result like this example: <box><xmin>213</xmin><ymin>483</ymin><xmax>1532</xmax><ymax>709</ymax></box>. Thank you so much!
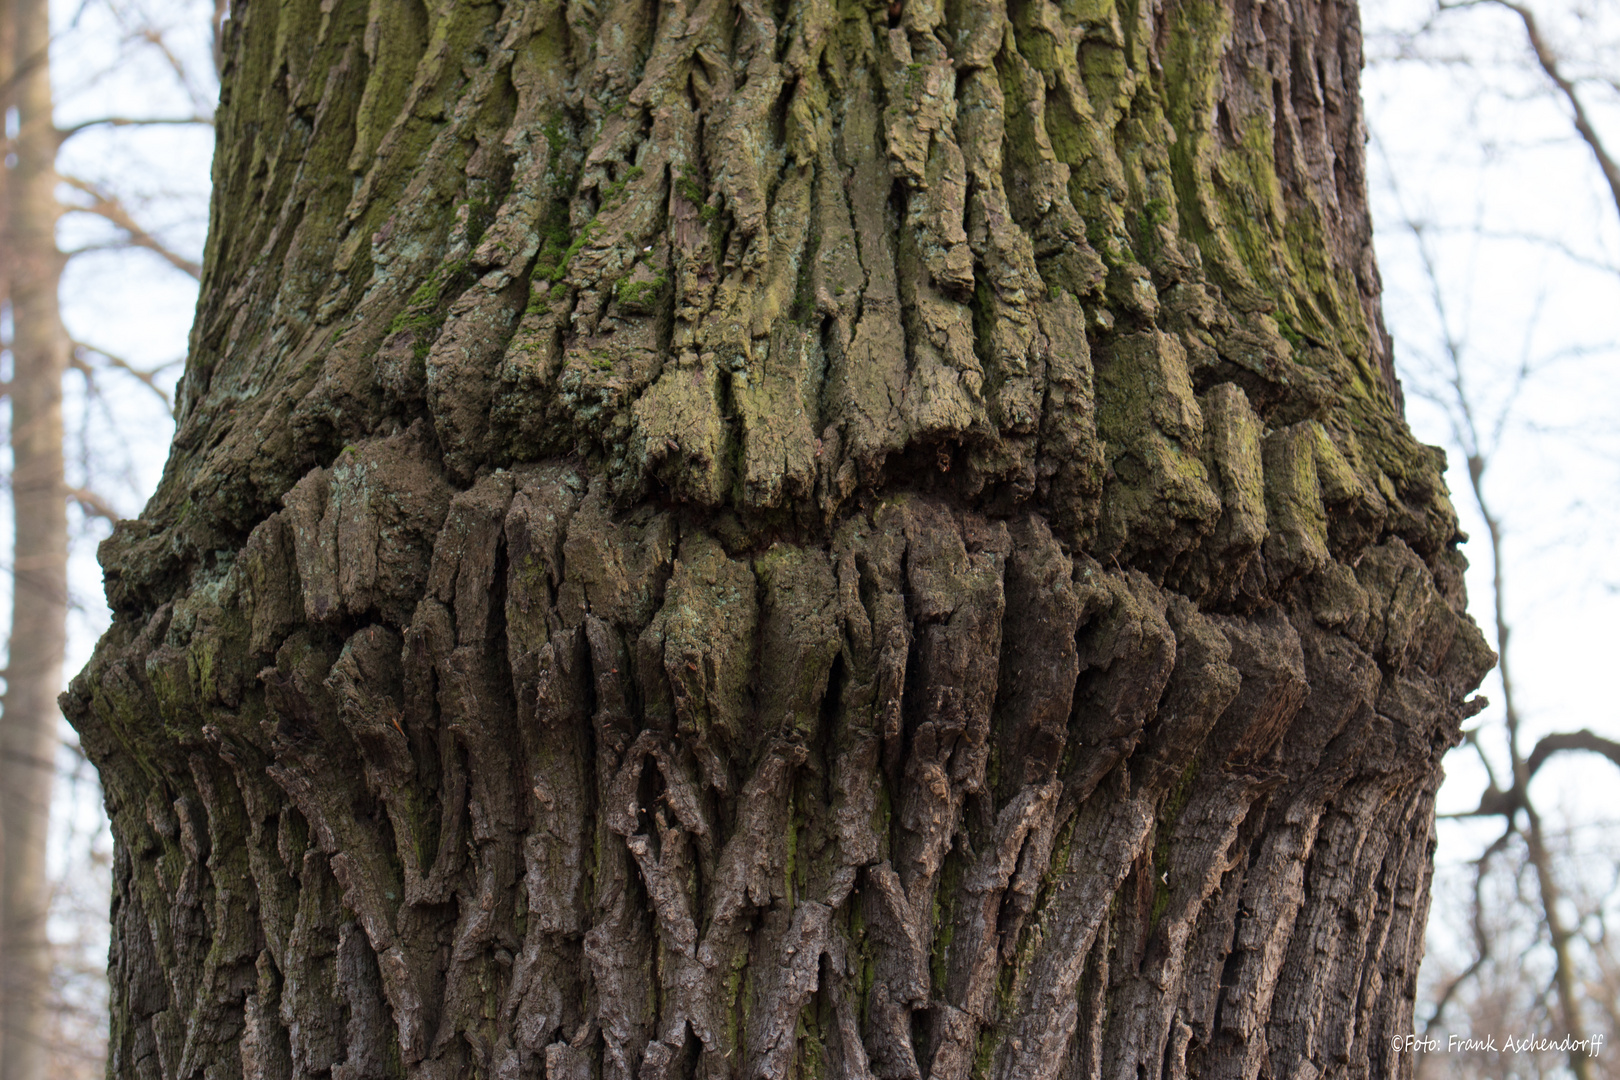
<box><xmin>64</xmin><ymin>0</ymin><xmax>1493</xmax><ymax>1078</ymax></box>
<box><xmin>2</xmin><ymin>0</ymin><xmax>67</xmax><ymax>1076</ymax></box>
<box><xmin>1464</xmin><ymin>460</ymin><xmax>1592</xmax><ymax>1080</ymax></box>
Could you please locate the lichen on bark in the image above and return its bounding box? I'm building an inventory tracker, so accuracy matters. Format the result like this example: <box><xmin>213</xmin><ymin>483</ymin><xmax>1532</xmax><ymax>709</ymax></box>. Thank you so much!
<box><xmin>68</xmin><ymin>0</ymin><xmax>1492</xmax><ymax>1078</ymax></box>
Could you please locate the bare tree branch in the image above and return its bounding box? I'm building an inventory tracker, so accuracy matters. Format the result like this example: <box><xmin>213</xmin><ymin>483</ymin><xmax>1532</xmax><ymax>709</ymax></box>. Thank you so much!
<box><xmin>1385</xmin><ymin>139</ymin><xmax>1600</xmax><ymax>1079</ymax></box>
<box><xmin>57</xmin><ymin>174</ymin><xmax>201</xmax><ymax>279</ymax></box>
<box><xmin>1441</xmin><ymin>0</ymin><xmax>1620</xmax><ymax>221</ymax></box>
<box><xmin>55</xmin><ymin>114</ymin><xmax>212</xmax><ymax>143</ymax></box>
<box><xmin>71</xmin><ymin>340</ymin><xmax>175</xmax><ymax>413</ymax></box>
<box><xmin>1415</xmin><ymin>223</ymin><xmax>1620</xmax><ymax>276</ymax></box>
<box><xmin>66</xmin><ymin>487</ymin><xmax>118</xmax><ymax>523</ymax></box>
<box><xmin>1419</xmin><ymin>822</ymin><xmax>1516</xmax><ymax>1049</ymax></box>
<box><xmin>110</xmin><ymin>4</ymin><xmax>218</xmax><ymax>118</ymax></box>
<box><xmin>1526</xmin><ymin>729</ymin><xmax>1620</xmax><ymax>779</ymax></box>
<box><xmin>1446</xmin><ymin>783</ymin><xmax>1521</xmax><ymax>819</ymax></box>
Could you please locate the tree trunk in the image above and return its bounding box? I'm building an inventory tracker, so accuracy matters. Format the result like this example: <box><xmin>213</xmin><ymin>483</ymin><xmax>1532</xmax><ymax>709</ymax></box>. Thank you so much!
<box><xmin>2</xmin><ymin>0</ymin><xmax>69</xmax><ymax>1075</ymax></box>
<box><xmin>64</xmin><ymin>1</ymin><xmax>1494</xmax><ymax>1078</ymax></box>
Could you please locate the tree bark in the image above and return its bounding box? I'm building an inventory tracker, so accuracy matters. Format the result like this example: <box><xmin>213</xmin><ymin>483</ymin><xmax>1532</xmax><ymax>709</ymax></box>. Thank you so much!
<box><xmin>2</xmin><ymin>0</ymin><xmax>69</xmax><ymax>1076</ymax></box>
<box><xmin>64</xmin><ymin>1</ymin><xmax>1494</xmax><ymax>1079</ymax></box>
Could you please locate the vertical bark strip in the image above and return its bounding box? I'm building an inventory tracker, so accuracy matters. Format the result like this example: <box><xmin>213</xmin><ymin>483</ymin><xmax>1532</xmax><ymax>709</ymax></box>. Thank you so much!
<box><xmin>2</xmin><ymin>0</ymin><xmax>69</xmax><ymax>1076</ymax></box>
<box><xmin>66</xmin><ymin>1</ymin><xmax>1493</xmax><ymax>1078</ymax></box>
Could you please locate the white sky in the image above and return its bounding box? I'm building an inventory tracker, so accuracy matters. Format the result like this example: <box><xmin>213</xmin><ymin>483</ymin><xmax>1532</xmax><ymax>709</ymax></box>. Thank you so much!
<box><xmin>1363</xmin><ymin>0</ymin><xmax>1620</xmax><ymax>1010</ymax></box>
<box><xmin>1363</xmin><ymin>0</ymin><xmax>1620</xmax><ymax>820</ymax></box>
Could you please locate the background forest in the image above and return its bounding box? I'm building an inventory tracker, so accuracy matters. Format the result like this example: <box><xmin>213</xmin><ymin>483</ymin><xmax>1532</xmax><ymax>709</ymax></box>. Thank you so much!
<box><xmin>0</xmin><ymin>0</ymin><xmax>1613</xmax><ymax>1077</ymax></box>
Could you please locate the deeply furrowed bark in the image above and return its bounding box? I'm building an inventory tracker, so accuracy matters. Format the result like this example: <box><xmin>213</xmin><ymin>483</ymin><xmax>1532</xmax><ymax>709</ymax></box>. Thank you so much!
<box><xmin>65</xmin><ymin>1</ymin><xmax>1493</xmax><ymax>1079</ymax></box>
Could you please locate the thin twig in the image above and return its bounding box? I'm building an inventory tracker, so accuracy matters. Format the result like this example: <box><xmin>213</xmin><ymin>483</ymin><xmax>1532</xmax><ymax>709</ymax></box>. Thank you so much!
<box><xmin>66</xmin><ymin>487</ymin><xmax>120</xmax><ymax>524</ymax></box>
<box><xmin>57</xmin><ymin>174</ymin><xmax>202</xmax><ymax>279</ymax></box>
<box><xmin>1440</xmin><ymin>0</ymin><xmax>1620</xmax><ymax>220</ymax></box>
<box><xmin>55</xmin><ymin>114</ymin><xmax>213</xmax><ymax>143</ymax></box>
<box><xmin>71</xmin><ymin>340</ymin><xmax>176</xmax><ymax>413</ymax></box>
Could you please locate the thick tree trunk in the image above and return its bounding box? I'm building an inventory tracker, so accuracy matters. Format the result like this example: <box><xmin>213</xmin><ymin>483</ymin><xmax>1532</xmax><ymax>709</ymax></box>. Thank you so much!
<box><xmin>64</xmin><ymin>1</ymin><xmax>1493</xmax><ymax>1078</ymax></box>
<box><xmin>2</xmin><ymin>0</ymin><xmax>69</xmax><ymax>1076</ymax></box>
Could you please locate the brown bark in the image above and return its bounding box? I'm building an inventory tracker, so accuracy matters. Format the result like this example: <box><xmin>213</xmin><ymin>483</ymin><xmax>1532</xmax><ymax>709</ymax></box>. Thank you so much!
<box><xmin>1</xmin><ymin>0</ymin><xmax>69</xmax><ymax>1075</ymax></box>
<box><xmin>64</xmin><ymin>1</ymin><xmax>1492</xmax><ymax>1078</ymax></box>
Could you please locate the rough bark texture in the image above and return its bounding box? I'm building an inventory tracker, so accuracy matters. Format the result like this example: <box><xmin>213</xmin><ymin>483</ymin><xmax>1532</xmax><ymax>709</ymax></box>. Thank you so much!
<box><xmin>65</xmin><ymin>1</ymin><xmax>1494</xmax><ymax>1078</ymax></box>
<box><xmin>2</xmin><ymin>0</ymin><xmax>70</xmax><ymax>1076</ymax></box>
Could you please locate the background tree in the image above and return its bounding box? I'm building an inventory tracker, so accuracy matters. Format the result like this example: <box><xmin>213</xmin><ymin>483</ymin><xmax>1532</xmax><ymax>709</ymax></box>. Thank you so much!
<box><xmin>0</xmin><ymin>1</ymin><xmax>217</xmax><ymax>1077</ymax></box>
<box><xmin>1</xmin><ymin>0</ymin><xmax>75</xmax><ymax>1072</ymax></box>
<box><xmin>63</xmin><ymin>1</ymin><xmax>1492</xmax><ymax>1078</ymax></box>
<box><xmin>1363</xmin><ymin>0</ymin><xmax>1620</xmax><ymax>1076</ymax></box>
